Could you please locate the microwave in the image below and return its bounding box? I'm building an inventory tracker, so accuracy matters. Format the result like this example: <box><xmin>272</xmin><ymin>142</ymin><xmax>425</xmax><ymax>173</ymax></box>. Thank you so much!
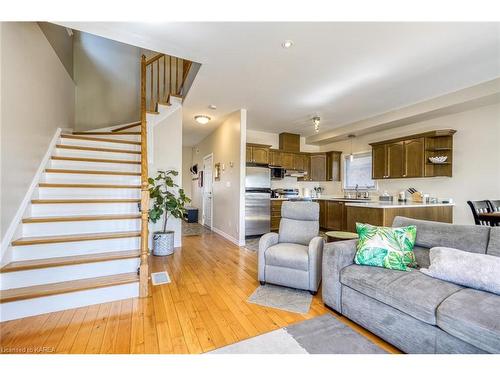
<box><xmin>270</xmin><ymin>166</ymin><xmax>285</xmax><ymax>180</ymax></box>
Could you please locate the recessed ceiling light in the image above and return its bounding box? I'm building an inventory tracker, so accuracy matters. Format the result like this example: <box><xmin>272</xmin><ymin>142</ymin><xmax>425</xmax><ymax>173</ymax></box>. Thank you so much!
<box><xmin>282</xmin><ymin>40</ymin><xmax>294</xmax><ymax>49</ymax></box>
<box><xmin>208</xmin><ymin>104</ymin><xmax>217</xmax><ymax>110</ymax></box>
<box><xmin>194</xmin><ymin>115</ymin><xmax>211</xmax><ymax>125</ymax></box>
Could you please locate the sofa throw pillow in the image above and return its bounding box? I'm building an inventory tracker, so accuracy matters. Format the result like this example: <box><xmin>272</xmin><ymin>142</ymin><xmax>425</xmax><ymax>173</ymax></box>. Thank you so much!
<box><xmin>354</xmin><ymin>223</ymin><xmax>417</xmax><ymax>271</ymax></box>
<box><xmin>420</xmin><ymin>247</ymin><xmax>500</xmax><ymax>295</ymax></box>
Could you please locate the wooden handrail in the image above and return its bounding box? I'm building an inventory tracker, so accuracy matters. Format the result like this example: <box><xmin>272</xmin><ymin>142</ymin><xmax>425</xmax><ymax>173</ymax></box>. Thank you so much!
<box><xmin>138</xmin><ymin>52</ymin><xmax>192</xmax><ymax>297</ymax></box>
<box><xmin>139</xmin><ymin>54</ymin><xmax>149</xmax><ymax>298</ymax></box>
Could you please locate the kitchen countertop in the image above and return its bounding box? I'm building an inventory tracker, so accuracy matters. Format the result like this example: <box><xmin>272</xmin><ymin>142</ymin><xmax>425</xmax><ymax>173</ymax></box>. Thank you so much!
<box><xmin>345</xmin><ymin>201</ymin><xmax>455</xmax><ymax>208</ymax></box>
<box><xmin>271</xmin><ymin>196</ymin><xmax>454</xmax><ymax>208</ymax></box>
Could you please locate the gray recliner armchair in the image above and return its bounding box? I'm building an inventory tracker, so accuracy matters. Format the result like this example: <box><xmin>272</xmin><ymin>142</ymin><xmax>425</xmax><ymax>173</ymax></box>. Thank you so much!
<box><xmin>258</xmin><ymin>201</ymin><xmax>324</xmax><ymax>294</ymax></box>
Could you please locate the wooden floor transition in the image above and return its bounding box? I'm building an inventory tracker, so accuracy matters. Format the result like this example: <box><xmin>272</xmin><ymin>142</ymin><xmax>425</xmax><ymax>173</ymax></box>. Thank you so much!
<box><xmin>0</xmin><ymin>230</ymin><xmax>400</xmax><ymax>354</ymax></box>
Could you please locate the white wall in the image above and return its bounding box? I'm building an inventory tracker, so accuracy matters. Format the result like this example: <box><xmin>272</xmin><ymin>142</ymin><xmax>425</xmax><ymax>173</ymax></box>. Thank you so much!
<box><xmin>319</xmin><ymin>103</ymin><xmax>500</xmax><ymax>224</ymax></box>
<box><xmin>191</xmin><ymin>110</ymin><xmax>246</xmax><ymax>245</ymax></box>
<box><xmin>73</xmin><ymin>31</ymin><xmax>141</xmax><ymax>131</ymax></box>
<box><xmin>1</xmin><ymin>22</ymin><xmax>75</xmax><ymax>240</ymax></box>
<box><xmin>149</xmin><ymin>104</ymin><xmax>183</xmax><ymax>247</ymax></box>
<box><xmin>182</xmin><ymin>146</ymin><xmax>193</xmax><ymax>200</ymax></box>
<box><xmin>246</xmin><ymin>129</ymin><xmax>343</xmax><ymax>195</ymax></box>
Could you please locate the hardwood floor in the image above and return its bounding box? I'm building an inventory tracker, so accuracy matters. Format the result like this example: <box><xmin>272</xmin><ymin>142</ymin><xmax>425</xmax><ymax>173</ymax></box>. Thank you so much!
<box><xmin>0</xmin><ymin>230</ymin><xmax>400</xmax><ymax>354</ymax></box>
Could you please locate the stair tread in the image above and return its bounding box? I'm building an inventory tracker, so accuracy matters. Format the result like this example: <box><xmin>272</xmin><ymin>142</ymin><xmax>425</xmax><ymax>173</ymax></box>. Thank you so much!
<box><xmin>61</xmin><ymin>134</ymin><xmax>141</xmax><ymax>145</ymax></box>
<box><xmin>111</xmin><ymin>122</ymin><xmax>141</xmax><ymax>132</ymax></box>
<box><xmin>0</xmin><ymin>272</ymin><xmax>139</xmax><ymax>303</ymax></box>
<box><xmin>72</xmin><ymin>132</ymin><xmax>141</xmax><ymax>135</ymax></box>
<box><xmin>51</xmin><ymin>156</ymin><xmax>140</xmax><ymax>165</ymax></box>
<box><xmin>22</xmin><ymin>214</ymin><xmax>141</xmax><ymax>223</ymax></box>
<box><xmin>56</xmin><ymin>144</ymin><xmax>141</xmax><ymax>155</ymax></box>
<box><xmin>11</xmin><ymin>231</ymin><xmax>141</xmax><ymax>246</ymax></box>
<box><xmin>39</xmin><ymin>183</ymin><xmax>141</xmax><ymax>188</ymax></box>
<box><xmin>0</xmin><ymin>250</ymin><xmax>141</xmax><ymax>273</ymax></box>
<box><xmin>45</xmin><ymin>169</ymin><xmax>141</xmax><ymax>176</ymax></box>
<box><xmin>31</xmin><ymin>199</ymin><xmax>141</xmax><ymax>204</ymax></box>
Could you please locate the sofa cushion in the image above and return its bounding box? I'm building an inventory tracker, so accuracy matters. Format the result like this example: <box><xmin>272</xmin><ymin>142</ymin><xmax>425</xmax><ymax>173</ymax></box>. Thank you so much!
<box><xmin>487</xmin><ymin>227</ymin><xmax>500</xmax><ymax>257</ymax></box>
<box><xmin>413</xmin><ymin>245</ymin><xmax>430</xmax><ymax>269</ymax></box>
<box><xmin>354</xmin><ymin>223</ymin><xmax>417</xmax><ymax>271</ymax></box>
<box><xmin>340</xmin><ymin>265</ymin><xmax>463</xmax><ymax>325</ymax></box>
<box><xmin>279</xmin><ymin>202</ymin><xmax>319</xmax><ymax>245</ymax></box>
<box><xmin>421</xmin><ymin>247</ymin><xmax>500</xmax><ymax>295</ymax></box>
<box><xmin>392</xmin><ymin>216</ymin><xmax>490</xmax><ymax>254</ymax></box>
<box><xmin>437</xmin><ymin>288</ymin><xmax>500</xmax><ymax>353</ymax></box>
<box><xmin>265</xmin><ymin>243</ymin><xmax>309</xmax><ymax>271</ymax></box>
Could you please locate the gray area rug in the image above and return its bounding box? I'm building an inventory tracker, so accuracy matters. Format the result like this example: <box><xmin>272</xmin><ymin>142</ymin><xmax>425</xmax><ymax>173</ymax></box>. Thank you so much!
<box><xmin>182</xmin><ymin>221</ymin><xmax>211</xmax><ymax>236</ymax></box>
<box><xmin>210</xmin><ymin>314</ymin><xmax>387</xmax><ymax>354</ymax></box>
<box><xmin>248</xmin><ymin>284</ymin><xmax>313</xmax><ymax>314</ymax></box>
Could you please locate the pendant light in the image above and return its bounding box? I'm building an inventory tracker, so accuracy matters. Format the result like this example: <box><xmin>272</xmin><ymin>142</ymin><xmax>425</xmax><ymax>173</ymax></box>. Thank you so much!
<box><xmin>348</xmin><ymin>134</ymin><xmax>355</xmax><ymax>162</ymax></box>
<box><xmin>312</xmin><ymin>116</ymin><xmax>320</xmax><ymax>133</ymax></box>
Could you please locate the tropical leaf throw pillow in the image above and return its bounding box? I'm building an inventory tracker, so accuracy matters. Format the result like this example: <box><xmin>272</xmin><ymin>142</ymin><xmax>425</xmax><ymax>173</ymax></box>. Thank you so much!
<box><xmin>354</xmin><ymin>223</ymin><xmax>417</xmax><ymax>271</ymax></box>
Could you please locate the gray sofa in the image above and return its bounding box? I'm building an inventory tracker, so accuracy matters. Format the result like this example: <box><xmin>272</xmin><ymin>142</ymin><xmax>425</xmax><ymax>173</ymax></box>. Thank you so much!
<box><xmin>322</xmin><ymin>216</ymin><xmax>500</xmax><ymax>354</ymax></box>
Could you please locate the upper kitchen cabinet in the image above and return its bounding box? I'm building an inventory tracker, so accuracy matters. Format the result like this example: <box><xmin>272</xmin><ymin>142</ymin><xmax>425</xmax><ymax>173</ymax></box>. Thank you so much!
<box><xmin>370</xmin><ymin>129</ymin><xmax>456</xmax><ymax>179</ymax></box>
<box><xmin>269</xmin><ymin>149</ymin><xmax>282</xmax><ymax>166</ymax></box>
<box><xmin>326</xmin><ymin>151</ymin><xmax>342</xmax><ymax>181</ymax></box>
<box><xmin>281</xmin><ymin>152</ymin><xmax>295</xmax><ymax>169</ymax></box>
<box><xmin>246</xmin><ymin>143</ymin><xmax>271</xmax><ymax>164</ymax></box>
<box><xmin>310</xmin><ymin>153</ymin><xmax>327</xmax><ymax>181</ymax></box>
<box><xmin>279</xmin><ymin>133</ymin><xmax>300</xmax><ymax>152</ymax></box>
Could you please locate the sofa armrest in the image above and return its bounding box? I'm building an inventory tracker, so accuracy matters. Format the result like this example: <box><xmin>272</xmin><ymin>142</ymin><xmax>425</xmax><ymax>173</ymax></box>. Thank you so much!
<box><xmin>258</xmin><ymin>232</ymin><xmax>279</xmax><ymax>282</ymax></box>
<box><xmin>322</xmin><ymin>239</ymin><xmax>358</xmax><ymax>313</ymax></box>
<box><xmin>307</xmin><ymin>236</ymin><xmax>324</xmax><ymax>292</ymax></box>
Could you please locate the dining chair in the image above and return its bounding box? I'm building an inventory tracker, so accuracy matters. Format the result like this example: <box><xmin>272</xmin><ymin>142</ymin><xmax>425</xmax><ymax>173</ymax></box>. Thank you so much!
<box><xmin>488</xmin><ymin>200</ymin><xmax>500</xmax><ymax>212</ymax></box>
<box><xmin>467</xmin><ymin>200</ymin><xmax>492</xmax><ymax>226</ymax></box>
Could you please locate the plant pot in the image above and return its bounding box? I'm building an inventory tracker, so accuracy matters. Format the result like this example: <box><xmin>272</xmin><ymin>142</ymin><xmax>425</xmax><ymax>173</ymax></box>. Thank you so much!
<box><xmin>152</xmin><ymin>230</ymin><xmax>175</xmax><ymax>256</ymax></box>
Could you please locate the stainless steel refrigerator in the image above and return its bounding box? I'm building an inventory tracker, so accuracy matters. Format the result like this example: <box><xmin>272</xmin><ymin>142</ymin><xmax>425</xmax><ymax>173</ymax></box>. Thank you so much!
<box><xmin>245</xmin><ymin>166</ymin><xmax>271</xmax><ymax>237</ymax></box>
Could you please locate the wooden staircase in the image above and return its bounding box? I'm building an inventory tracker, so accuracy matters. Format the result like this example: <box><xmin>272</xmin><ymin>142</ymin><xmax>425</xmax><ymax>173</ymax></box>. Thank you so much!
<box><xmin>0</xmin><ymin>51</ymin><xmax>193</xmax><ymax>322</ymax></box>
<box><xmin>0</xmin><ymin>124</ymin><xmax>146</xmax><ymax>321</ymax></box>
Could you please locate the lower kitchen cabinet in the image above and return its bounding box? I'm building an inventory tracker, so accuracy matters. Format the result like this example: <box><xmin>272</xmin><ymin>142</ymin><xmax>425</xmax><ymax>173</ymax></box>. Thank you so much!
<box><xmin>318</xmin><ymin>200</ymin><xmax>347</xmax><ymax>231</ymax></box>
<box><xmin>271</xmin><ymin>200</ymin><xmax>283</xmax><ymax>231</ymax></box>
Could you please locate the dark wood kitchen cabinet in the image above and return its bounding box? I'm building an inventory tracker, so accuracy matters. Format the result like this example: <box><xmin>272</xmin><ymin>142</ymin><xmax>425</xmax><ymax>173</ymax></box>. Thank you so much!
<box><xmin>281</xmin><ymin>152</ymin><xmax>295</xmax><ymax>169</ymax></box>
<box><xmin>246</xmin><ymin>143</ymin><xmax>270</xmax><ymax>164</ymax></box>
<box><xmin>310</xmin><ymin>153</ymin><xmax>327</xmax><ymax>181</ymax></box>
<box><xmin>270</xmin><ymin>150</ymin><xmax>282</xmax><ymax>166</ymax></box>
<box><xmin>326</xmin><ymin>201</ymin><xmax>346</xmax><ymax>231</ymax></box>
<box><xmin>326</xmin><ymin>151</ymin><xmax>342</xmax><ymax>181</ymax></box>
<box><xmin>370</xmin><ymin>130</ymin><xmax>455</xmax><ymax>179</ymax></box>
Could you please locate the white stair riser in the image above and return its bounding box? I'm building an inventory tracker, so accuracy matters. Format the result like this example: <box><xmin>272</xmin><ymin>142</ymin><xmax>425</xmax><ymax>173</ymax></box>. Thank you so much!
<box><xmin>0</xmin><ymin>282</ymin><xmax>139</xmax><ymax>322</ymax></box>
<box><xmin>1</xmin><ymin>258</ymin><xmax>140</xmax><ymax>290</ymax></box>
<box><xmin>31</xmin><ymin>202</ymin><xmax>139</xmax><ymax>217</ymax></box>
<box><xmin>38</xmin><ymin>187</ymin><xmax>140</xmax><ymax>199</ymax></box>
<box><xmin>12</xmin><ymin>237</ymin><xmax>141</xmax><ymax>261</ymax></box>
<box><xmin>54</xmin><ymin>147</ymin><xmax>141</xmax><ymax>161</ymax></box>
<box><xmin>50</xmin><ymin>159</ymin><xmax>140</xmax><ymax>172</ymax></box>
<box><xmin>43</xmin><ymin>172</ymin><xmax>141</xmax><ymax>184</ymax></box>
<box><xmin>22</xmin><ymin>218</ymin><xmax>141</xmax><ymax>237</ymax></box>
<box><xmin>59</xmin><ymin>137</ymin><xmax>140</xmax><ymax>152</ymax></box>
<box><xmin>73</xmin><ymin>133</ymin><xmax>140</xmax><ymax>142</ymax></box>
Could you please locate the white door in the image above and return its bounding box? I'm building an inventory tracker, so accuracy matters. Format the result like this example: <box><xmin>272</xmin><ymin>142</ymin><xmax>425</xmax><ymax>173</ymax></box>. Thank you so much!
<box><xmin>202</xmin><ymin>154</ymin><xmax>213</xmax><ymax>229</ymax></box>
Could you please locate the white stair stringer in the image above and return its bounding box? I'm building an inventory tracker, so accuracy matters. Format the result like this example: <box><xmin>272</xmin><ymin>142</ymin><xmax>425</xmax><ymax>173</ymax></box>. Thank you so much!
<box><xmin>0</xmin><ymin>121</ymin><xmax>147</xmax><ymax>322</ymax></box>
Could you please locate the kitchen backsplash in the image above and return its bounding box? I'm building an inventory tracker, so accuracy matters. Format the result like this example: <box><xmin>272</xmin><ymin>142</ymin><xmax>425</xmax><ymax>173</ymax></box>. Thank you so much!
<box><xmin>271</xmin><ymin>176</ymin><xmax>343</xmax><ymax>196</ymax></box>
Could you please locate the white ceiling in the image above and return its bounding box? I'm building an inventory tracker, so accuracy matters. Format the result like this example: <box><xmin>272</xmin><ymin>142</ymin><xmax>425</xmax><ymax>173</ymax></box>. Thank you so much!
<box><xmin>60</xmin><ymin>22</ymin><xmax>500</xmax><ymax>146</ymax></box>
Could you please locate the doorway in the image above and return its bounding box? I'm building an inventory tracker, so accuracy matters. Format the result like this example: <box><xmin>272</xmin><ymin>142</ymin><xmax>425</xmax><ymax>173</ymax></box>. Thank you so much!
<box><xmin>202</xmin><ymin>153</ymin><xmax>213</xmax><ymax>229</ymax></box>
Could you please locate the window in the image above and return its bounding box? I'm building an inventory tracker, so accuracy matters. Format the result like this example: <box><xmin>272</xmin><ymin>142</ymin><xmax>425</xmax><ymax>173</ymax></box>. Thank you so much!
<box><xmin>343</xmin><ymin>151</ymin><xmax>376</xmax><ymax>190</ymax></box>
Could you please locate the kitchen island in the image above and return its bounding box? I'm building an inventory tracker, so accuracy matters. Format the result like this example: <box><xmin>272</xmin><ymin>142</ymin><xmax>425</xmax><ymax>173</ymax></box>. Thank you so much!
<box><xmin>270</xmin><ymin>197</ymin><xmax>453</xmax><ymax>232</ymax></box>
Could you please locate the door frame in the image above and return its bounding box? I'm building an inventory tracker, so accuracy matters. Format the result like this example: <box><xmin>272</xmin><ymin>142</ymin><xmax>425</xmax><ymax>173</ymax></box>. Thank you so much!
<box><xmin>202</xmin><ymin>153</ymin><xmax>214</xmax><ymax>229</ymax></box>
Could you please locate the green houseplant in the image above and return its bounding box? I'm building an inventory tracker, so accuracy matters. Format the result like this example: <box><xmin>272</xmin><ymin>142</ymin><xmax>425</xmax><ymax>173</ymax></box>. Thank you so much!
<box><xmin>148</xmin><ymin>169</ymin><xmax>190</xmax><ymax>256</ymax></box>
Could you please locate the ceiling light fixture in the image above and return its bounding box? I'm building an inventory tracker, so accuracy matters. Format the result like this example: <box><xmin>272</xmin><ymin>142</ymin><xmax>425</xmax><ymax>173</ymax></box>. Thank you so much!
<box><xmin>312</xmin><ymin>116</ymin><xmax>321</xmax><ymax>133</ymax></box>
<box><xmin>282</xmin><ymin>40</ymin><xmax>294</xmax><ymax>49</ymax></box>
<box><xmin>348</xmin><ymin>134</ymin><xmax>356</xmax><ymax>162</ymax></box>
<box><xmin>194</xmin><ymin>115</ymin><xmax>211</xmax><ymax>125</ymax></box>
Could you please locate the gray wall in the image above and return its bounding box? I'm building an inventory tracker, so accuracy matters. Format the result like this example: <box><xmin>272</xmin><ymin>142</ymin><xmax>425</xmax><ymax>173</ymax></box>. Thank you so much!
<box><xmin>1</xmin><ymin>22</ymin><xmax>75</xmax><ymax>240</ymax></box>
<box><xmin>38</xmin><ymin>22</ymin><xmax>74</xmax><ymax>79</ymax></box>
<box><xmin>73</xmin><ymin>31</ymin><xmax>141</xmax><ymax>131</ymax></box>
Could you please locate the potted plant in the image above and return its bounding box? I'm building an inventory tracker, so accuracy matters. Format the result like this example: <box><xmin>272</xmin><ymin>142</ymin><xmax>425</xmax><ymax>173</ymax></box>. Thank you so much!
<box><xmin>148</xmin><ymin>169</ymin><xmax>191</xmax><ymax>256</ymax></box>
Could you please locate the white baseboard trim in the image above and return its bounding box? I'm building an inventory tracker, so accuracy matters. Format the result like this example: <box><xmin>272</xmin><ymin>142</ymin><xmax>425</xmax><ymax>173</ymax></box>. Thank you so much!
<box><xmin>1</xmin><ymin>127</ymin><xmax>64</xmax><ymax>266</ymax></box>
<box><xmin>211</xmin><ymin>227</ymin><xmax>244</xmax><ymax>246</ymax></box>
